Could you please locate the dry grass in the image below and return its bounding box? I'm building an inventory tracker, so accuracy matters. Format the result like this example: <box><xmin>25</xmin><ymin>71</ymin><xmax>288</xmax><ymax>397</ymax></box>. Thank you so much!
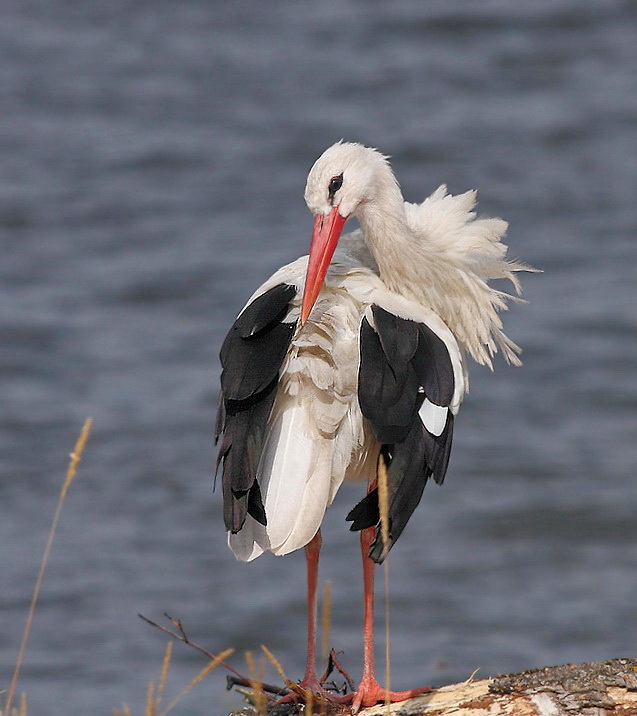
<box><xmin>378</xmin><ymin>454</ymin><xmax>392</xmax><ymax>710</ymax></box>
<box><xmin>111</xmin><ymin>636</ymin><xmax>234</xmax><ymax>715</ymax></box>
<box><xmin>321</xmin><ymin>580</ymin><xmax>332</xmax><ymax>666</ymax></box>
<box><xmin>1</xmin><ymin>421</ymin><xmax>398</xmax><ymax>716</ymax></box>
<box><xmin>1</xmin><ymin>419</ymin><xmax>231</xmax><ymax>716</ymax></box>
<box><xmin>2</xmin><ymin>418</ymin><xmax>93</xmax><ymax>716</ymax></box>
<box><xmin>260</xmin><ymin>645</ymin><xmax>289</xmax><ymax>689</ymax></box>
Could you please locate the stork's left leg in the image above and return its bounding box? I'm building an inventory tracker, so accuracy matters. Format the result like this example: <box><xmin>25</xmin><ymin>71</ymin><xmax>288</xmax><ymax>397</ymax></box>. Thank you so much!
<box><xmin>350</xmin><ymin>525</ymin><xmax>433</xmax><ymax>713</ymax></box>
<box><xmin>299</xmin><ymin>527</ymin><xmax>322</xmax><ymax>691</ymax></box>
<box><xmin>274</xmin><ymin>529</ymin><xmax>349</xmax><ymax>706</ymax></box>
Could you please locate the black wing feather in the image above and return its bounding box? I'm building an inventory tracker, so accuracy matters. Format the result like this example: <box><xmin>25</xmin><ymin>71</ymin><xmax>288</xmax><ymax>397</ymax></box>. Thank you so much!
<box><xmin>372</xmin><ymin>307</ymin><xmax>419</xmax><ymax>365</ymax></box>
<box><xmin>427</xmin><ymin>412</ymin><xmax>454</xmax><ymax>485</ymax></box>
<box><xmin>412</xmin><ymin>324</ymin><xmax>455</xmax><ymax>406</ymax></box>
<box><xmin>369</xmin><ymin>422</ymin><xmax>429</xmax><ymax>561</ymax></box>
<box><xmin>358</xmin><ymin>316</ymin><xmax>421</xmax><ymax>443</ymax></box>
<box><xmin>233</xmin><ymin>283</ymin><xmax>295</xmax><ymax>338</ymax></box>
<box><xmin>346</xmin><ymin>489</ymin><xmax>379</xmax><ymax>531</ymax></box>
<box><xmin>220</xmin><ymin>284</ymin><xmax>296</xmax><ymax>401</ymax></box>
<box><xmin>352</xmin><ymin>304</ymin><xmax>456</xmax><ymax>563</ymax></box>
<box><xmin>216</xmin><ymin>284</ymin><xmax>297</xmax><ymax>533</ymax></box>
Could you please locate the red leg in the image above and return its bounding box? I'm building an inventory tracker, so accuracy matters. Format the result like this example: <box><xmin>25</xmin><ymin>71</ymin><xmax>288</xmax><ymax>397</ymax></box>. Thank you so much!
<box><xmin>300</xmin><ymin>527</ymin><xmax>322</xmax><ymax>689</ymax></box>
<box><xmin>274</xmin><ymin>529</ymin><xmax>349</xmax><ymax>706</ymax></box>
<box><xmin>350</xmin><ymin>523</ymin><xmax>433</xmax><ymax>712</ymax></box>
<box><xmin>275</xmin><ymin>505</ymin><xmax>432</xmax><ymax>711</ymax></box>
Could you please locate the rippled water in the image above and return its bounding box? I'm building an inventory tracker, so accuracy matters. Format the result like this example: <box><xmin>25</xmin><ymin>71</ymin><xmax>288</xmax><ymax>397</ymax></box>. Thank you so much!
<box><xmin>1</xmin><ymin>1</ymin><xmax>636</xmax><ymax>714</ymax></box>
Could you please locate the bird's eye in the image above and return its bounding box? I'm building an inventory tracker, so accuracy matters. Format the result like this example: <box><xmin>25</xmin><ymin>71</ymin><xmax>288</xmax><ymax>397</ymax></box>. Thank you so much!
<box><xmin>328</xmin><ymin>174</ymin><xmax>343</xmax><ymax>200</ymax></box>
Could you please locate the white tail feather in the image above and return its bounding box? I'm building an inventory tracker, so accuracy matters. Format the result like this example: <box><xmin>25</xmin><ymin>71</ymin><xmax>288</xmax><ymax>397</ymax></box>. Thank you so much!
<box><xmin>258</xmin><ymin>400</ymin><xmax>319</xmax><ymax>550</ymax></box>
<box><xmin>228</xmin><ymin>395</ymin><xmax>344</xmax><ymax>560</ymax></box>
<box><xmin>228</xmin><ymin>517</ymin><xmax>268</xmax><ymax>562</ymax></box>
<box><xmin>273</xmin><ymin>439</ymin><xmax>334</xmax><ymax>555</ymax></box>
<box><xmin>228</xmin><ymin>398</ymin><xmax>319</xmax><ymax>562</ymax></box>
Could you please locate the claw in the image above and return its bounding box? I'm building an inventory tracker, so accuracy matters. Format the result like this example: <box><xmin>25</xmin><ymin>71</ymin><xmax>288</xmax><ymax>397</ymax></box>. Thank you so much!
<box><xmin>350</xmin><ymin>678</ymin><xmax>433</xmax><ymax>713</ymax></box>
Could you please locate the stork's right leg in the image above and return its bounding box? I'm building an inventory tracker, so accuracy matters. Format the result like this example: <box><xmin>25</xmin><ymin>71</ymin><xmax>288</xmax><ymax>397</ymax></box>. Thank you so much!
<box><xmin>349</xmin><ymin>483</ymin><xmax>433</xmax><ymax>712</ymax></box>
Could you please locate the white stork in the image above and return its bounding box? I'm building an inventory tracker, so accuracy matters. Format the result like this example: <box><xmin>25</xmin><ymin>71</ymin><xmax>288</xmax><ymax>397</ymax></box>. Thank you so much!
<box><xmin>216</xmin><ymin>142</ymin><xmax>530</xmax><ymax>710</ymax></box>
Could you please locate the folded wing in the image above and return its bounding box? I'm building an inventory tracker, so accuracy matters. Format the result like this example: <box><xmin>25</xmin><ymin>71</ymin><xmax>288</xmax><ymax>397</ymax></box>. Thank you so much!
<box><xmin>216</xmin><ymin>284</ymin><xmax>297</xmax><ymax>534</ymax></box>
<box><xmin>348</xmin><ymin>303</ymin><xmax>465</xmax><ymax>563</ymax></box>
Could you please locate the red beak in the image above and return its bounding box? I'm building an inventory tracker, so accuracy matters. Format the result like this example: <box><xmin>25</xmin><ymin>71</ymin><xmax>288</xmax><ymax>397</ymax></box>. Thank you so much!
<box><xmin>301</xmin><ymin>206</ymin><xmax>347</xmax><ymax>325</ymax></box>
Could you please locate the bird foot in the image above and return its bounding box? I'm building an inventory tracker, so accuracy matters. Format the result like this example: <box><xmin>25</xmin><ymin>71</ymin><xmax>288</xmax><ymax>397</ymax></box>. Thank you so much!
<box><xmin>274</xmin><ymin>677</ymin><xmax>432</xmax><ymax>714</ymax></box>
<box><xmin>272</xmin><ymin>648</ymin><xmax>357</xmax><ymax>710</ymax></box>
<box><xmin>273</xmin><ymin>678</ymin><xmax>351</xmax><ymax>710</ymax></box>
<box><xmin>349</xmin><ymin>675</ymin><xmax>433</xmax><ymax>713</ymax></box>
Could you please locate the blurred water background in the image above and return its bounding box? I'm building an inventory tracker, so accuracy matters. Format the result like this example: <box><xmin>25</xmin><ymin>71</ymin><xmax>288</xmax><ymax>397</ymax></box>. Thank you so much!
<box><xmin>1</xmin><ymin>1</ymin><xmax>636</xmax><ymax>713</ymax></box>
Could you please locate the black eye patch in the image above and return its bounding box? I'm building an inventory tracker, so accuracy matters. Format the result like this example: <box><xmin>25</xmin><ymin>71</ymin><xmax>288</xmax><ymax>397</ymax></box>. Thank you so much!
<box><xmin>328</xmin><ymin>173</ymin><xmax>343</xmax><ymax>201</ymax></box>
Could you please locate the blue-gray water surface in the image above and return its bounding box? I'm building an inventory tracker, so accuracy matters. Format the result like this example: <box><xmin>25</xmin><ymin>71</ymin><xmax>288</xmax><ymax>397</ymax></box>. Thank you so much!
<box><xmin>1</xmin><ymin>1</ymin><xmax>637</xmax><ymax>714</ymax></box>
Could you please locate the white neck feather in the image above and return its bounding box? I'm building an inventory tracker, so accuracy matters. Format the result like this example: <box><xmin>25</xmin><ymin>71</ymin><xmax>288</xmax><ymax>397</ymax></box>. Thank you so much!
<box><xmin>356</xmin><ymin>179</ymin><xmax>530</xmax><ymax>368</ymax></box>
<box><xmin>356</xmin><ymin>184</ymin><xmax>411</xmax><ymax>290</ymax></box>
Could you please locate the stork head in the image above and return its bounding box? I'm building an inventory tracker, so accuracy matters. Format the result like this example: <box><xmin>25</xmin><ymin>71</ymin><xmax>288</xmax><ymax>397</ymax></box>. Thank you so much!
<box><xmin>301</xmin><ymin>141</ymin><xmax>395</xmax><ymax>324</ymax></box>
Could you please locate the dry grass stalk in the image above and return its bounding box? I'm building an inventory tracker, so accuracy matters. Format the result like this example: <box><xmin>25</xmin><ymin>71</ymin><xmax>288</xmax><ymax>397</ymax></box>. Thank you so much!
<box><xmin>377</xmin><ymin>454</ymin><xmax>392</xmax><ymax>710</ymax></box>
<box><xmin>155</xmin><ymin>642</ymin><xmax>172</xmax><ymax>707</ymax></box>
<box><xmin>321</xmin><ymin>580</ymin><xmax>332</xmax><ymax>665</ymax></box>
<box><xmin>377</xmin><ymin>455</ymin><xmax>390</xmax><ymax>555</ymax></box>
<box><xmin>382</xmin><ymin>558</ymin><xmax>391</xmax><ymax>713</ymax></box>
<box><xmin>245</xmin><ymin>650</ymin><xmax>268</xmax><ymax>715</ymax></box>
<box><xmin>320</xmin><ymin>579</ymin><xmax>333</xmax><ymax>716</ymax></box>
<box><xmin>260</xmin><ymin>645</ymin><xmax>290</xmax><ymax>688</ymax></box>
<box><xmin>139</xmin><ymin>613</ymin><xmax>244</xmax><ymax>680</ymax></box>
<box><xmin>143</xmin><ymin>641</ymin><xmax>174</xmax><ymax>716</ymax></box>
<box><xmin>3</xmin><ymin>418</ymin><xmax>93</xmax><ymax>716</ymax></box>
<box><xmin>158</xmin><ymin>647</ymin><xmax>233</xmax><ymax>716</ymax></box>
<box><xmin>112</xmin><ymin>706</ymin><xmax>133</xmax><ymax>716</ymax></box>
<box><xmin>145</xmin><ymin>681</ymin><xmax>156</xmax><ymax>716</ymax></box>
<box><xmin>255</xmin><ymin>657</ymin><xmax>268</xmax><ymax>714</ymax></box>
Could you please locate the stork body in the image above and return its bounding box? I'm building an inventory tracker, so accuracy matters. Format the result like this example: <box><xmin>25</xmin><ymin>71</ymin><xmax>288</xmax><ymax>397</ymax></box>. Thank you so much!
<box><xmin>216</xmin><ymin>143</ymin><xmax>529</xmax><ymax>709</ymax></box>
